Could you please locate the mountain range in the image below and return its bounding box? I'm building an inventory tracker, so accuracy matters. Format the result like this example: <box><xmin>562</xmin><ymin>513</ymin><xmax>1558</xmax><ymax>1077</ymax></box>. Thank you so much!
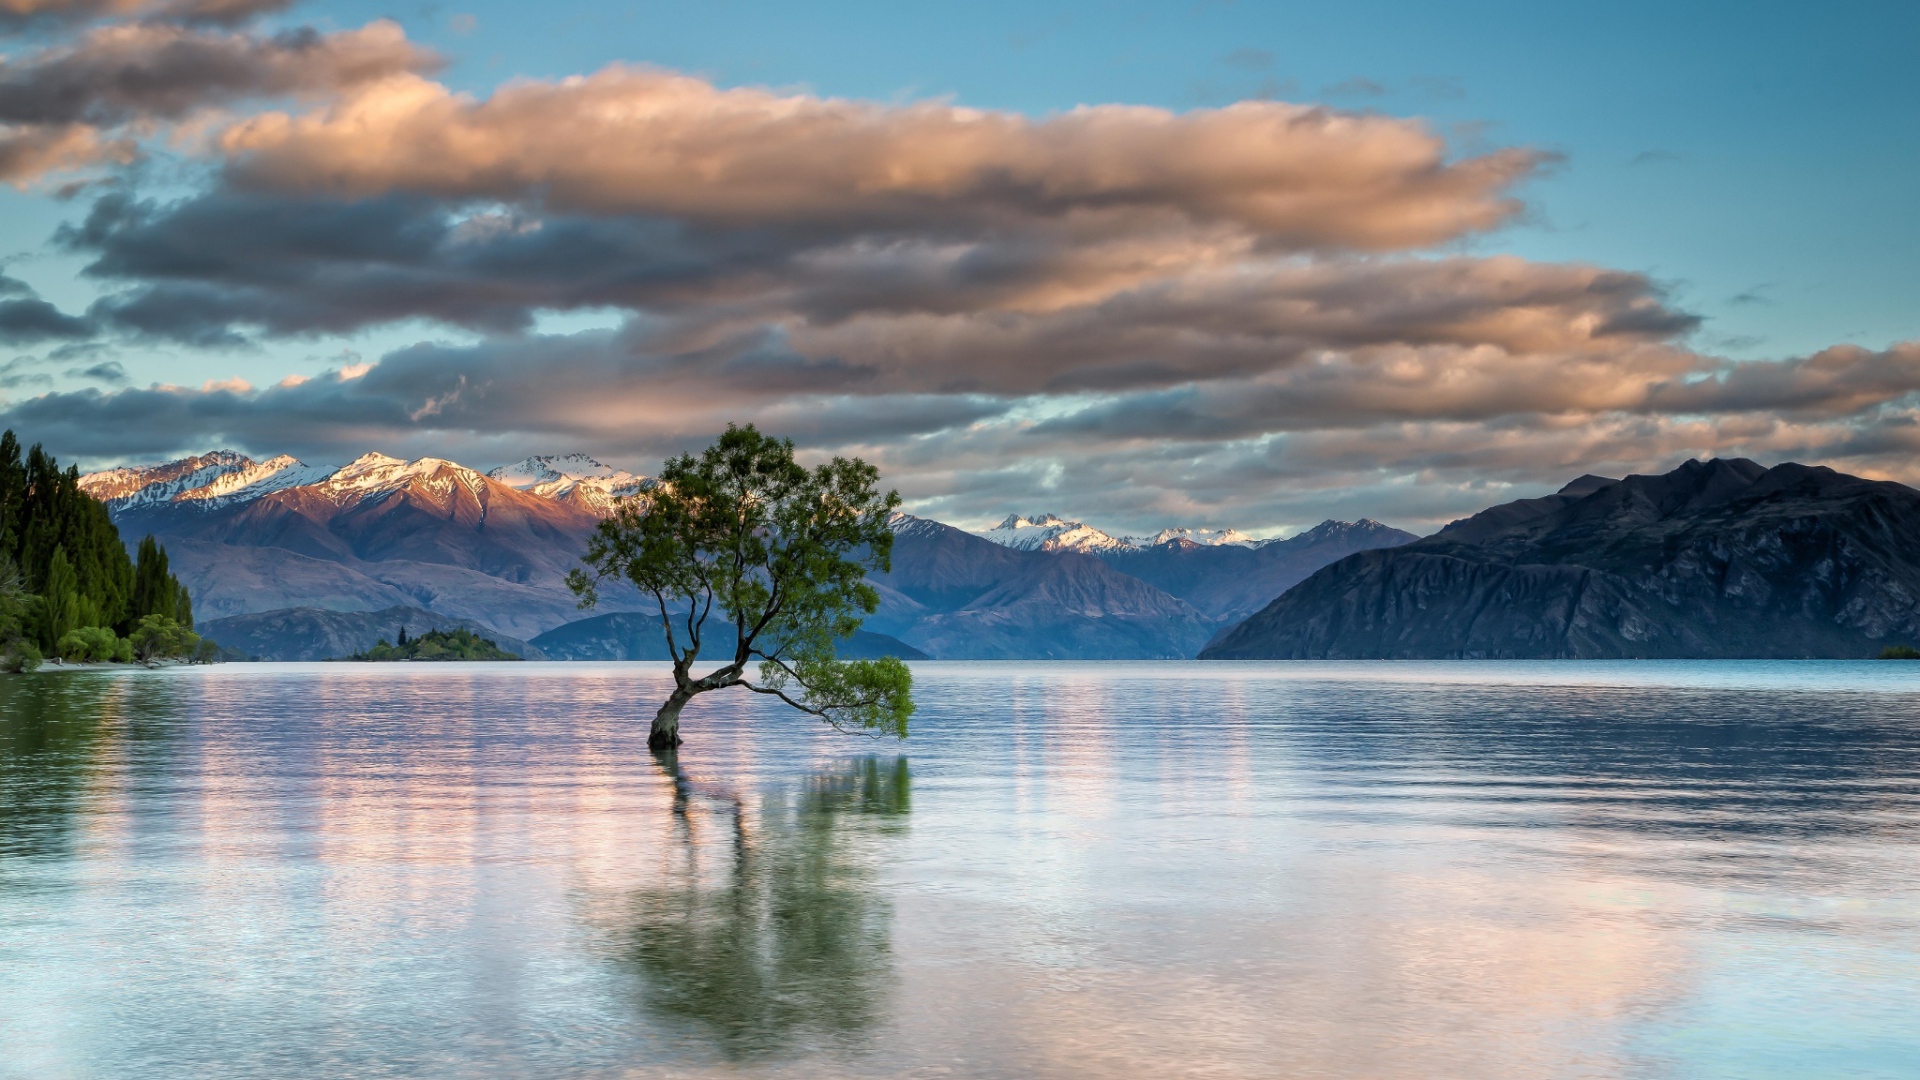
<box><xmin>82</xmin><ymin>449</ymin><xmax>1410</xmax><ymax>660</ymax></box>
<box><xmin>81</xmin><ymin>448</ymin><xmax>1920</xmax><ymax>661</ymax></box>
<box><xmin>1204</xmin><ymin>458</ymin><xmax>1920</xmax><ymax>659</ymax></box>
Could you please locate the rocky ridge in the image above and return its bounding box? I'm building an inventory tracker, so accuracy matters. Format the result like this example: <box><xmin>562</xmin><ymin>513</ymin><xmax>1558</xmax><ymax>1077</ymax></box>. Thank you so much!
<box><xmin>1203</xmin><ymin>459</ymin><xmax>1920</xmax><ymax>659</ymax></box>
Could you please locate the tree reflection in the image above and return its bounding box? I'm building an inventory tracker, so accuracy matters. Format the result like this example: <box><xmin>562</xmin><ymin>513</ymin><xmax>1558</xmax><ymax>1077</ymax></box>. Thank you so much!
<box><xmin>0</xmin><ymin>675</ymin><xmax>113</xmax><ymax>864</ymax></box>
<box><xmin>611</xmin><ymin>754</ymin><xmax>909</xmax><ymax>1060</ymax></box>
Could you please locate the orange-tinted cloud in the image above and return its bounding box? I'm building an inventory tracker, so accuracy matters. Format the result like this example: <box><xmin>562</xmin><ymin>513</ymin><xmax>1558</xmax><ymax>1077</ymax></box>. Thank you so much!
<box><xmin>7</xmin><ymin>12</ymin><xmax>1920</xmax><ymax>532</ymax></box>
<box><xmin>0</xmin><ymin>0</ymin><xmax>289</xmax><ymax>28</ymax></box>
<box><xmin>218</xmin><ymin>67</ymin><xmax>1549</xmax><ymax>251</ymax></box>
<box><xmin>0</xmin><ymin>20</ymin><xmax>438</xmax><ymax>182</ymax></box>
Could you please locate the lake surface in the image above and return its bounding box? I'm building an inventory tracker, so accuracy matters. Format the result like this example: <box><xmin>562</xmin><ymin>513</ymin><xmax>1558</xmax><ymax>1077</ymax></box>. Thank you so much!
<box><xmin>2</xmin><ymin>661</ymin><xmax>1918</xmax><ymax>1079</ymax></box>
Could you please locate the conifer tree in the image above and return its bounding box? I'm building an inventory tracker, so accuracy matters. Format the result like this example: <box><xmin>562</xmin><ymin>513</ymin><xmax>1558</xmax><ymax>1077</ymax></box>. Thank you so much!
<box><xmin>41</xmin><ymin>546</ymin><xmax>79</xmax><ymax>649</ymax></box>
<box><xmin>0</xmin><ymin>431</ymin><xmax>195</xmax><ymax>645</ymax></box>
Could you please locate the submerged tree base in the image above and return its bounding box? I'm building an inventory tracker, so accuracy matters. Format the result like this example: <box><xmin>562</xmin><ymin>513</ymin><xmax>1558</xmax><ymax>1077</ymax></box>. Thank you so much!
<box><xmin>650</xmin><ymin>699</ymin><xmax>685</xmax><ymax>749</ymax></box>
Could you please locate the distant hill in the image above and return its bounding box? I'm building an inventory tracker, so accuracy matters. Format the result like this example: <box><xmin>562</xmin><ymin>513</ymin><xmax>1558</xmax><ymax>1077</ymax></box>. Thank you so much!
<box><xmin>199</xmin><ymin>605</ymin><xmax>545</xmax><ymax>662</ymax></box>
<box><xmin>1204</xmin><ymin>459</ymin><xmax>1920</xmax><ymax>659</ymax></box>
<box><xmin>351</xmin><ymin>627</ymin><xmax>522</xmax><ymax>662</ymax></box>
<box><xmin>531</xmin><ymin>612</ymin><xmax>927</xmax><ymax>661</ymax></box>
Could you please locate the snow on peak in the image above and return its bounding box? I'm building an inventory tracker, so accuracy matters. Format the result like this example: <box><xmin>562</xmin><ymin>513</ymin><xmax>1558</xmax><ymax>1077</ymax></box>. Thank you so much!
<box><xmin>487</xmin><ymin>453</ymin><xmax>648</xmax><ymax>514</ymax></box>
<box><xmin>79</xmin><ymin>450</ymin><xmax>259</xmax><ymax>510</ymax></box>
<box><xmin>887</xmin><ymin>511</ymin><xmax>950</xmax><ymax>539</ymax></box>
<box><xmin>978</xmin><ymin>513</ymin><xmax>1265</xmax><ymax>552</ymax></box>
<box><xmin>173</xmin><ymin>454</ymin><xmax>333</xmax><ymax>508</ymax></box>
<box><xmin>489</xmin><ymin>453</ymin><xmax>621</xmax><ymax>487</ymax></box>
<box><xmin>1138</xmin><ymin>526</ymin><xmax>1257</xmax><ymax>548</ymax></box>
<box><xmin>979</xmin><ymin>514</ymin><xmax>1132</xmax><ymax>553</ymax></box>
<box><xmin>314</xmin><ymin>454</ymin><xmax>490</xmax><ymax>506</ymax></box>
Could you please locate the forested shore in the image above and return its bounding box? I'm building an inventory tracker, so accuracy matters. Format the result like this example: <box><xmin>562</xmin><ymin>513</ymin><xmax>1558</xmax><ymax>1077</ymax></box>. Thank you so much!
<box><xmin>0</xmin><ymin>431</ymin><xmax>209</xmax><ymax>670</ymax></box>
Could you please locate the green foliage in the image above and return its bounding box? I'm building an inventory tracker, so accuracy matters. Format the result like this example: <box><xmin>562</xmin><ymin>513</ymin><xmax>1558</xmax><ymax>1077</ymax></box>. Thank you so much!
<box><xmin>190</xmin><ymin>637</ymin><xmax>223</xmax><ymax>664</ymax></box>
<box><xmin>759</xmin><ymin>654</ymin><xmax>914</xmax><ymax>738</ymax></box>
<box><xmin>56</xmin><ymin>625</ymin><xmax>123</xmax><ymax>663</ymax></box>
<box><xmin>2</xmin><ymin>641</ymin><xmax>41</xmax><ymax>673</ymax></box>
<box><xmin>351</xmin><ymin>627</ymin><xmax>520</xmax><ymax>661</ymax></box>
<box><xmin>1878</xmin><ymin>644</ymin><xmax>1920</xmax><ymax>659</ymax></box>
<box><xmin>132</xmin><ymin>534</ymin><xmax>193</xmax><ymax>628</ymax></box>
<box><xmin>570</xmin><ymin>423</ymin><xmax>912</xmax><ymax>739</ymax></box>
<box><xmin>39</xmin><ymin>546</ymin><xmax>80</xmax><ymax>650</ymax></box>
<box><xmin>0</xmin><ymin>551</ymin><xmax>35</xmax><ymax>671</ymax></box>
<box><xmin>0</xmin><ymin>431</ymin><xmax>196</xmax><ymax>658</ymax></box>
<box><xmin>129</xmin><ymin>614</ymin><xmax>199</xmax><ymax>663</ymax></box>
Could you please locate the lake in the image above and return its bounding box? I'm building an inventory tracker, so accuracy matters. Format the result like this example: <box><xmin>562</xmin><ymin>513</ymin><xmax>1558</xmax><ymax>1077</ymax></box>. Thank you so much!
<box><xmin>2</xmin><ymin>661</ymin><xmax>1918</xmax><ymax>1078</ymax></box>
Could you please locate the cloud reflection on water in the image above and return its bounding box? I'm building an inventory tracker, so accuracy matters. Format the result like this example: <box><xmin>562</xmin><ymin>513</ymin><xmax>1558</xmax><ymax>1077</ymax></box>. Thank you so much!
<box><xmin>0</xmin><ymin>663</ymin><xmax>1914</xmax><ymax>1077</ymax></box>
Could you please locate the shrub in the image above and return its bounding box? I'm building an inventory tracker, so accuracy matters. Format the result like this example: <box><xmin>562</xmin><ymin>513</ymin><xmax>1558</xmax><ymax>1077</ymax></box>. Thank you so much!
<box><xmin>56</xmin><ymin>625</ymin><xmax>122</xmax><ymax>662</ymax></box>
<box><xmin>129</xmin><ymin>614</ymin><xmax>200</xmax><ymax>663</ymax></box>
<box><xmin>2</xmin><ymin>641</ymin><xmax>40</xmax><ymax>673</ymax></box>
<box><xmin>1878</xmin><ymin>644</ymin><xmax>1920</xmax><ymax>659</ymax></box>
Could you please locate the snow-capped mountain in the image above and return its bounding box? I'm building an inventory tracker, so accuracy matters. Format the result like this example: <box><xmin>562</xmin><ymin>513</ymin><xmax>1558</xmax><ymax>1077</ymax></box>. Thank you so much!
<box><xmin>977</xmin><ymin>513</ymin><xmax>1260</xmax><ymax>553</ymax></box>
<box><xmin>78</xmin><ymin>449</ymin><xmax>258</xmax><ymax>510</ymax></box>
<box><xmin>80</xmin><ymin>449</ymin><xmax>647</xmax><ymax>518</ymax></box>
<box><xmin>311</xmin><ymin>453</ymin><xmax>493</xmax><ymax>508</ymax></box>
<box><xmin>978</xmin><ymin>514</ymin><xmax>1134</xmax><ymax>553</ymax></box>
<box><xmin>172</xmin><ymin>454</ymin><xmax>336</xmax><ymax>509</ymax></box>
<box><xmin>486</xmin><ymin>454</ymin><xmax>649</xmax><ymax>516</ymax></box>
<box><xmin>1141</xmin><ymin>526</ymin><xmax>1258</xmax><ymax>548</ymax></box>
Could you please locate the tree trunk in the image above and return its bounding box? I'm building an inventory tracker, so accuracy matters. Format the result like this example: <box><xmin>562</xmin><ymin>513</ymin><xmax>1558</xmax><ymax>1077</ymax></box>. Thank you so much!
<box><xmin>650</xmin><ymin>690</ymin><xmax>690</xmax><ymax>749</ymax></box>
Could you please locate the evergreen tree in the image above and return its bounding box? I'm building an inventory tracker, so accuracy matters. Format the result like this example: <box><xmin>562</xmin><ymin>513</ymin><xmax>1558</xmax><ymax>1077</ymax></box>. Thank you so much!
<box><xmin>41</xmin><ymin>546</ymin><xmax>79</xmax><ymax>649</ymax></box>
<box><xmin>0</xmin><ymin>431</ymin><xmax>195</xmax><ymax>647</ymax></box>
<box><xmin>132</xmin><ymin>536</ymin><xmax>173</xmax><ymax>621</ymax></box>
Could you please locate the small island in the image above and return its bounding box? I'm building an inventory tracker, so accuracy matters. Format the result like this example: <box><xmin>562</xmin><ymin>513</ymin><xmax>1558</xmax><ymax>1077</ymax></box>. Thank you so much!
<box><xmin>350</xmin><ymin>627</ymin><xmax>522</xmax><ymax>662</ymax></box>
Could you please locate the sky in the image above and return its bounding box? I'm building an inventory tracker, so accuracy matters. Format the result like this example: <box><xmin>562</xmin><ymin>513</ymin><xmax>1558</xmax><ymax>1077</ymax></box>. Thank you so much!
<box><xmin>1</xmin><ymin>0</ymin><xmax>1917</xmax><ymax>535</ymax></box>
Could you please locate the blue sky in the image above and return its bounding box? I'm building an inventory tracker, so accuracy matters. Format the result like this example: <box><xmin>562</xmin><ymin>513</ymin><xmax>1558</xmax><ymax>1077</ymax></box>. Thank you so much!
<box><xmin>1</xmin><ymin>0</ymin><xmax>1917</xmax><ymax>533</ymax></box>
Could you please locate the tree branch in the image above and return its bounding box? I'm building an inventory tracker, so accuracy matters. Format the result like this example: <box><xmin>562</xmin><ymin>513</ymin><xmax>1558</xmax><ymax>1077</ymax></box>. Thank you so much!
<box><xmin>738</xmin><ymin>678</ymin><xmax>894</xmax><ymax>737</ymax></box>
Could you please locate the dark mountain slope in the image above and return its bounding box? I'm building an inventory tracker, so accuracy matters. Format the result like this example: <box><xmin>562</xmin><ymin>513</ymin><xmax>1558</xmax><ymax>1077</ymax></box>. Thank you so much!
<box><xmin>1204</xmin><ymin>459</ymin><xmax>1920</xmax><ymax>659</ymax></box>
<box><xmin>1101</xmin><ymin>519</ymin><xmax>1417</xmax><ymax>622</ymax></box>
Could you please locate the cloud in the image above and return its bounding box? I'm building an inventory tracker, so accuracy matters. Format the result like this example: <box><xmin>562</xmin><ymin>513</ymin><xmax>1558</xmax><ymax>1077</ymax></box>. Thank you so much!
<box><xmin>0</xmin><ymin>274</ymin><xmax>94</xmax><ymax>342</ymax></box>
<box><xmin>61</xmin><ymin>185</ymin><xmax>1693</xmax><ymax>365</ymax></box>
<box><xmin>0</xmin><ymin>0</ymin><xmax>291</xmax><ymax>29</ymax></box>
<box><xmin>216</xmin><ymin>67</ymin><xmax>1549</xmax><ymax>251</ymax></box>
<box><xmin>64</xmin><ymin>358</ymin><xmax>126</xmax><ymax>382</ymax></box>
<box><xmin>0</xmin><ymin>355</ymin><xmax>53</xmax><ymax>388</ymax></box>
<box><xmin>0</xmin><ymin>21</ymin><xmax>440</xmax><ymax>127</ymax></box>
<box><xmin>10</xmin><ymin>316</ymin><xmax>1920</xmax><ymax>532</ymax></box>
<box><xmin>0</xmin><ymin>20</ymin><xmax>439</xmax><ymax>182</ymax></box>
<box><xmin>0</xmin><ymin>120</ymin><xmax>129</xmax><ymax>183</ymax></box>
<box><xmin>2</xmin><ymin>17</ymin><xmax>1914</xmax><ymax>534</ymax></box>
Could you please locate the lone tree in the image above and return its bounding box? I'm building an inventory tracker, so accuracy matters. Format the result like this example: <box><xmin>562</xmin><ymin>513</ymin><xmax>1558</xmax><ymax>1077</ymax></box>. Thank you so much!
<box><xmin>568</xmin><ymin>425</ymin><xmax>913</xmax><ymax>749</ymax></box>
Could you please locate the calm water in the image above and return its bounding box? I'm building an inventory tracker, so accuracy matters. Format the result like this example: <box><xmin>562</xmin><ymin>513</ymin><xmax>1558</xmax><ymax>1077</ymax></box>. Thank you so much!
<box><xmin>2</xmin><ymin>662</ymin><xmax>1918</xmax><ymax>1079</ymax></box>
